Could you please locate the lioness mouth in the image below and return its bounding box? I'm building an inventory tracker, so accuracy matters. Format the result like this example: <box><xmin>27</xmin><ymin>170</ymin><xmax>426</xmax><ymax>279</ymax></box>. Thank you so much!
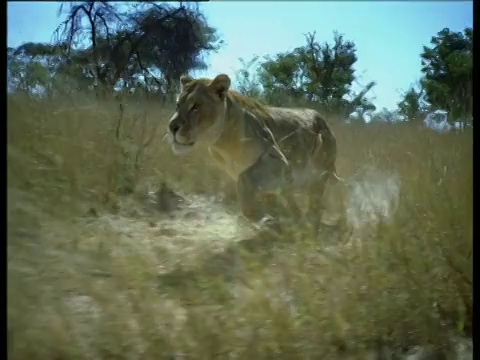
<box><xmin>174</xmin><ymin>139</ymin><xmax>195</xmax><ymax>147</ymax></box>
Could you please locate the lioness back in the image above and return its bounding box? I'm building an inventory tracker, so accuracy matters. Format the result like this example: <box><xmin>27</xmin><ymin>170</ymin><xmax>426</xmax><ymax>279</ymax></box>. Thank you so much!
<box><xmin>263</xmin><ymin>106</ymin><xmax>337</xmax><ymax>174</ymax></box>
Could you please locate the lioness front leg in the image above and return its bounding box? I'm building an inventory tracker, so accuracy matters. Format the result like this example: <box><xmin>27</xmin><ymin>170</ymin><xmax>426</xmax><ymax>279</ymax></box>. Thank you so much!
<box><xmin>237</xmin><ymin>151</ymin><xmax>293</xmax><ymax>223</ymax></box>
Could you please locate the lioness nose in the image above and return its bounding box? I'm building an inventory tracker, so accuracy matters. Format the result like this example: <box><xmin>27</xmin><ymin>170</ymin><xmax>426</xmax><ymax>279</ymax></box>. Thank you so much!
<box><xmin>169</xmin><ymin>121</ymin><xmax>180</xmax><ymax>134</ymax></box>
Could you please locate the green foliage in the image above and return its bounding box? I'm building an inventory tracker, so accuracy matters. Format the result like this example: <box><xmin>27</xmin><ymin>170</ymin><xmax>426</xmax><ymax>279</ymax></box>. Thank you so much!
<box><xmin>8</xmin><ymin>2</ymin><xmax>222</xmax><ymax>98</ymax></box>
<box><xmin>235</xmin><ymin>27</ymin><xmax>471</xmax><ymax>127</ymax></box>
<box><xmin>397</xmin><ymin>84</ymin><xmax>428</xmax><ymax>123</ymax></box>
<box><xmin>370</xmin><ymin>108</ymin><xmax>401</xmax><ymax>123</ymax></box>
<box><xmin>7</xmin><ymin>53</ymin><xmax>51</xmax><ymax>95</ymax></box>
<box><xmin>127</xmin><ymin>4</ymin><xmax>222</xmax><ymax>82</ymax></box>
<box><xmin>235</xmin><ymin>56</ymin><xmax>263</xmax><ymax>99</ymax></box>
<box><xmin>420</xmin><ymin>27</ymin><xmax>472</xmax><ymax>124</ymax></box>
<box><xmin>8</xmin><ymin>42</ymin><xmax>97</xmax><ymax>96</ymax></box>
<box><xmin>236</xmin><ymin>32</ymin><xmax>376</xmax><ymax>120</ymax></box>
<box><xmin>9</xmin><ymin>14</ymin><xmax>472</xmax><ymax>129</ymax></box>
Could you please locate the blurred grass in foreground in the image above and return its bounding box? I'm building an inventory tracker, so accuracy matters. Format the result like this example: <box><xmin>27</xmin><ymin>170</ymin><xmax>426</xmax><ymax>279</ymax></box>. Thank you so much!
<box><xmin>7</xmin><ymin>93</ymin><xmax>472</xmax><ymax>359</ymax></box>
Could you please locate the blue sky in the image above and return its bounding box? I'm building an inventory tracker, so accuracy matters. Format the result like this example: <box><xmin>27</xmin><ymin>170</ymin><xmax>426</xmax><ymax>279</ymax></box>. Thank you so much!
<box><xmin>7</xmin><ymin>1</ymin><xmax>473</xmax><ymax>110</ymax></box>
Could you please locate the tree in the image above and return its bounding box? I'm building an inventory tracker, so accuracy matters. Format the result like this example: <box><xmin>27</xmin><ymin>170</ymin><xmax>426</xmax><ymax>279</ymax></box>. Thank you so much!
<box><xmin>255</xmin><ymin>31</ymin><xmax>376</xmax><ymax>119</ymax></box>
<box><xmin>125</xmin><ymin>3</ymin><xmax>222</xmax><ymax>97</ymax></box>
<box><xmin>235</xmin><ymin>56</ymin><xmax>263</xmax><ymax>99</ymax></box>
<box><xmin>7</xmin><ymin>51</ymin><xmax>50</xmax><ymax>96</ymax></box>
<box><xmin>420</xmin><ymin>27</ymin><xmax>472</xmax><ymax>127</ymax></box>
<box><xmin>397</xmin><ymin>84</ymin><xmax>428</xmax><ymax>123</ymax></box>
<box><xmin>259</xmin><ymin>51</ymin><xmax>306</xmax><ymax>105</ymax></box>
<box><xmin>54</xmin><ymin>1</ymin><xmax>126</xmax><ymax>95</ymax></box>
<box><xmin>8</xmin><ymin>2</ymin><xmax>222</xmax><ymax>99</ymax></box>
<box><xmin>370</xmin><ymin>108</ymin><xmax>402</xmax><ymax>123</ymax></box>
<box><xmin>52</xmin><ymin>1</ymin><xmax>222</xmax><ymax>97</ymax></box>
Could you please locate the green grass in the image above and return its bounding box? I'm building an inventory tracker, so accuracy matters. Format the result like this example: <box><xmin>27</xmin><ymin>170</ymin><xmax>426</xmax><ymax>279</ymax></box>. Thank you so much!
<box><xmin>7</xmin><ymin>93</ymin><xmax>472</xmax><ymax>359</ymax></box>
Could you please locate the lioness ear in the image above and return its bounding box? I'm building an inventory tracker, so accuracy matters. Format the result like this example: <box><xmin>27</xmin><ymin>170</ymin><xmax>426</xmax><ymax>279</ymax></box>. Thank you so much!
<box><xmin>180</xmin><ymin>75</ymin><xmax>193</xmax><ymax>90</ymax></box>
<box><xmin>209</xmin><ymin>74</ymin><xmax>231</xmax><ymax>98</ymax></box>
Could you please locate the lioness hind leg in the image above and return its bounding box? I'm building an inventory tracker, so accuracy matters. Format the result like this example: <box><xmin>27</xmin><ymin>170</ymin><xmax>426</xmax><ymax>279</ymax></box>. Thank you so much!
<box><xmin>237</xmin><ymin>151</ymin><xmax>292</xmax><ymax>223</ymax></box>
<box><xmin>277</xmin><ymin>190</ymin><xmax>302</xmax><ymax>221</ymax></box>
<box><xmin>306</xmin><ymin>173</ymin><xmax>329</xmax><ymax>234</ymax></box>
<box><xmin>236</xmin><ymin>175</ymin><xmax>261</xmax><ymax>222</ymax></box>
<box><xmin>258</xmin><ymin>192</ymin><xmax>278</xmax><ymax>214</ymax></box>
<box><xmin>322</xmin><ymin>174</ymin><xmax>348</xmax><ymax>227</ymax></box>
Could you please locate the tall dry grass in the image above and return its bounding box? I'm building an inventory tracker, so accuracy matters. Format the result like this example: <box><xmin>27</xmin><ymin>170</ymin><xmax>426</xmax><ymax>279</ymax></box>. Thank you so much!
<box><xmin>7</xmin><ymin>93</ymin><xmax>472</xmax><ymax>359</ymax></box>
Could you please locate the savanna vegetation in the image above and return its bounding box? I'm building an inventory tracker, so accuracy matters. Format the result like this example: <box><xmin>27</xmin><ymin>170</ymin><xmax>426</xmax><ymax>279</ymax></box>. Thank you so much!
<box><xmin>8</xmin><ymin>2</ymin><xmax>472</xmax><ymax>359</ymax></box>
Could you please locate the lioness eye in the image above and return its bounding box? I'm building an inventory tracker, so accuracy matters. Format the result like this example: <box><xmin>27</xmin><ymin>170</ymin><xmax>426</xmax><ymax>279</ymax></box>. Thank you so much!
<box><xmin>190</xmin><ymin>103</ymin><xmax>200</xmax><ymax>112</ymax></box>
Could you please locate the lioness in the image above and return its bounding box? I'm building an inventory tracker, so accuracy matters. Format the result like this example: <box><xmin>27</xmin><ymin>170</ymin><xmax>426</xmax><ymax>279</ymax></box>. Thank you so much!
<box><xmin>167</xmin><ymin>74</ymin><xmax>344</xmax><ymax>229</ymax></box>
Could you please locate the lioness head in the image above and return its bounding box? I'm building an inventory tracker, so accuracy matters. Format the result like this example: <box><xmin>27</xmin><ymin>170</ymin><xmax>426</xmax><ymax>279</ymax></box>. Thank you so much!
<box><xmin>167</xmin><ymin>74</ymin><xmax>231</xmax><ymax>154</ymax></box>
